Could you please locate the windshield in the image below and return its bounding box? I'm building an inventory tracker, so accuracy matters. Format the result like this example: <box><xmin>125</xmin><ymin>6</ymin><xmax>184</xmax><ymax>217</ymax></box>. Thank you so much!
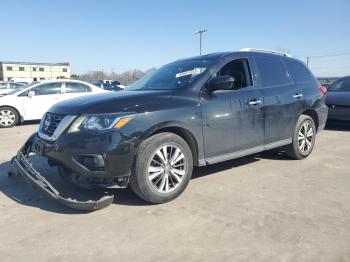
<box><xmin>5</xmin><ymin>82</ymin><xmax>37</xmax><ymax>95</ymax></box>
<box><xmin>126</xmin><ymin>59</ymin><xmax>213</xmax><ymax>91</ymax></box>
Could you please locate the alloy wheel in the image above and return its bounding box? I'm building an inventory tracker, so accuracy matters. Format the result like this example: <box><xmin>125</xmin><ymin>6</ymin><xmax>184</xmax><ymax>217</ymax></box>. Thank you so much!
<box><xmin>0</xmin><ymin>110</ymin><xmax>16</xmax><ymax>127</ymax></box>
<box><xmin>148</xmin><ymin>145</ymin><xmax>186</xmax><ymax>193</ymax></box>
<box><xmin>298</xmin><ymin>121</ymin><xmax>314</xmax><ymax>153</ymax></box>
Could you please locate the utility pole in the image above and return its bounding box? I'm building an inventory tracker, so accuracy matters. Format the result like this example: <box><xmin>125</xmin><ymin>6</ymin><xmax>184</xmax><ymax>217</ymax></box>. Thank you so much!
<box><xmin>195</xmin><ymin>29</ymin><xmax>208</xmax><ymax>55</ymax></box>
<box><xmin>306</xmin><ymin>56</ymin><xmax>310</xmax><ymax>67</ymax></box>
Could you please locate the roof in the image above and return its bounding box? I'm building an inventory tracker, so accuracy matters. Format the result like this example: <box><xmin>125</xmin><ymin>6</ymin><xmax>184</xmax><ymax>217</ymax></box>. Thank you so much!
<box><xmin>171</xmin><ymin>52</ymin><xmax>231</xmax><ymax>64</ymax></box>
<box><xmin>0</xmin><ymin>61</ymin><xmax>70</xmax><ymax>66</ymax></box>
<box><xmin>172</xmin><ymin>49</ymin><xmax>296</xmax><ymax>64</ymax></box>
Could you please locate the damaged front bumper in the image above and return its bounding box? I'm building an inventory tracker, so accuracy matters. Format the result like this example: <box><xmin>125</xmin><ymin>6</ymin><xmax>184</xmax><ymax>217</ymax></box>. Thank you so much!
<box><xmin>10</xmin><ymin>136</ymin><xmax>114</xmax><ymax>211</ymax></box>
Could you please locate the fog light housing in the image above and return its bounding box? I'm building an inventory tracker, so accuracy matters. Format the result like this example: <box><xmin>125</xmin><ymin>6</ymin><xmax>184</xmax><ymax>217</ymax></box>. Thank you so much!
<box><xmin>73</xmin><ymin>154</ymin><xmax>106</xmax><ymax>171</ymax></box>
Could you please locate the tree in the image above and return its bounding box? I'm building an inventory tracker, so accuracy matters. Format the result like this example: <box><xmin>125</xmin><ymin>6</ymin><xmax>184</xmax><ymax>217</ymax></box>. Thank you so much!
<box><xmin>78</xmin><ymin>68</ymin><xmax>155</xmax><ymax>85</ymax></box>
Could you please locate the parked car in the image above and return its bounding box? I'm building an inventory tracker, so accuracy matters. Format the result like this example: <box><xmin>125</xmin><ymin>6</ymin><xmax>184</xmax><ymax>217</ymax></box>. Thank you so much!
<box><xmin>326</xmin><ymin>76</ymin><xmax>350</xmax><ymax>121</ymax></box>
<box><xmin>11</xmin><ymin>49</ymin><xmax>328</xmax><ymax>210</ymax></box>
<box><xmin>0</xmin><ymin>81</ymin><xmax>26</xmax><ymax>95</ymax></box>
<box><xmin>90</xmin><ymin>80</ymin><xmax>122</xmax><ymax>91</ymax></box>
<box><xmin>0</xmin><ymin>79</ymin><xmax>108</xmax><ymax>128</ymax></box>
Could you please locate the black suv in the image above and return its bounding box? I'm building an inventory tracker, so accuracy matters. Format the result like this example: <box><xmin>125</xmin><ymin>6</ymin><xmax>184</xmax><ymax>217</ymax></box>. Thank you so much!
<box><xmin>12</xmin><ymin>50</ymin><xmax>328</xmax><ymax>210</ymax></box>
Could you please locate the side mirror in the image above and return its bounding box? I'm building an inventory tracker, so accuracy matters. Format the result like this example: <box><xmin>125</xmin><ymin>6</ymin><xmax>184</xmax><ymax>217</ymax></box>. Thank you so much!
<box><xmin>28</xmin><ymin>90</ymin><xmax>35</xmax><ymax>98</ymax></box>
<box><xmin>207</xmin><ymin>76</ymin><xmax>235</xmax><ymax>92</ymax></box>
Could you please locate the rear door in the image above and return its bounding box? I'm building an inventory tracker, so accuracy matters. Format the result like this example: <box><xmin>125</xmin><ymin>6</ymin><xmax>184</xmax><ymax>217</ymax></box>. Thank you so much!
<box><xmin>326</xmin><ymin>77</ymin><xmax>350</xmax><ymax>121</ymax></box>
<box><xmin>201</xmin><ymin>56</ymin><xmax>264</xmax><ymax>163</ymax></box>
<box><xmin>253</xmin><ymin>54</ymin><xmax>303</xmax><ymax>146</ymax></box>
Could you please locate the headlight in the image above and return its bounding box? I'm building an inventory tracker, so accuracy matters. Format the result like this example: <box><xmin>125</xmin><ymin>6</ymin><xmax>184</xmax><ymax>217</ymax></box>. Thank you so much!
<box><xmin>68</xmin><ymin>114</ymin><xmax>132</xmax><ymax>133</ymax></box>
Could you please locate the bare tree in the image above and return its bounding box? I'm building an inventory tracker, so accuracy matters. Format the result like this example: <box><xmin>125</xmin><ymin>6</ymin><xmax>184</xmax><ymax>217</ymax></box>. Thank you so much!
<box><xmin>78</xmin><ymin>68</ymin><xmax>156</xmax><ymax>85</ymax></box>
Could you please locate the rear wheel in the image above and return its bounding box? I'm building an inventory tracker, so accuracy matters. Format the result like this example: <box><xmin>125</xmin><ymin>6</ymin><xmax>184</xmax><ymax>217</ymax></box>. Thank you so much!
<box><xmin>130</xmin><ymin>132</ymin><xmax>193</xmax><ymax>204</ymax></box>
<box><xmin>0</xmin><ymin>107</ymin><xmax>19</xmax><ymax>128</ymax></box>
<box><xmin>285</xmin><ymin>115</ymin><xmax>316</xmax><ymax>159</ymax></box>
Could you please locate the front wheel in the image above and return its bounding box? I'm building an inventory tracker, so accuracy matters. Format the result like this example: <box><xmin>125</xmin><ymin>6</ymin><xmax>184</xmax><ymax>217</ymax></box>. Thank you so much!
<box><xmin>129</xmin><ymin>132</ymin><xmax>193</xmax><ymax>204</ymax></box>
<box><xmin>285</xmin><ymin>115</ymin><xmax>316</xmax><ymax>160</ymax></box>
<box><xmin>0</xmin><ymin>107</ymin><xmax>19</xmax><ymax>128</ymax></box>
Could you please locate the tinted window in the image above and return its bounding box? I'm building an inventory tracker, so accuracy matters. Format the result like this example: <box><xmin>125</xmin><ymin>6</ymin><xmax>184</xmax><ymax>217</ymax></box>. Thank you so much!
<box><xmin>217</xmin><ymin>59</ymin><xmax>252</xmax><ymax>90</ymax></box>
<box><xmin>63</xmin><ymin>68</ymin><xmax>67</xmax><ymax>72</ymax></box>
<box><xmin>39</xmin><ymin>67</ymin><xmax>44</xmax><ymax>72</ymax></box>
<box><xmin>255</xmin><ymin>55</ymin><xmax>290</xmax><ymax>86</ymax></box>
<box><xmin>19</xmin><ymin>67</ymin><xmax>25</xmax><ymax>71</ymax></box>
<box><xmin>6</xmin><ymin>66</ymin><xmax>12</xmax><ymax>71</ymax></box>
<box><xmin>65</xmin><ymin>82</ymin><xmax>91</xmax><ymax>93</ymax></box>
<box><xmin>32</xmin><ymin>83</ymin><xmax>62</xmax><ymax>95</ymax></box>
<box><xmin>284</xmin><ymin>59</ymin><xmax>311</xmax><ymax>83</ymax></box>
<box><xmin>328</xmin><ymin>78</ymin><xmax>350</xmax><ymax>92</ymax></box>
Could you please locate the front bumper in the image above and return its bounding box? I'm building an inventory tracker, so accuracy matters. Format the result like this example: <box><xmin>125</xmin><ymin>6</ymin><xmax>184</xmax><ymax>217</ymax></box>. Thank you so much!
<box><xmin>36</xmin><ymin>129</ymin><xmax>136</xmax><ymax>180</ymax></box>
<box><xmin>10</xmin><ymin>135</ymin><xmax>114</xmax><ymax>211</ymax></box>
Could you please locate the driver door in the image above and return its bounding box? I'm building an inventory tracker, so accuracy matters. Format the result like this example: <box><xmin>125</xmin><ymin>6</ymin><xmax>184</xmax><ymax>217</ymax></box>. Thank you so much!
<box><xmin>201</xmin><ymin>57</ymin><xmax>264</xmax><ymax>163</ymax></box>
<box><xmin>22</xmin><ymin>82</ymin><xmax>63</xmax><ymax>120</ymax></box>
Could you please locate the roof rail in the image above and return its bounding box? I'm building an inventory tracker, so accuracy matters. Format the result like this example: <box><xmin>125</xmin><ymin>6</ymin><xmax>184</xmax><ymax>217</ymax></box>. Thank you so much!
<box><xmin>240</xmin><ymin>48</ymin><xmax>292</xmax><ymax>57</ymax></box>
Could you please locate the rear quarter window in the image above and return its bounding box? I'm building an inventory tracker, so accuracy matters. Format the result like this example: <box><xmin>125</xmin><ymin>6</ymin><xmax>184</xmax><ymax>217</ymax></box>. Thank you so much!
<box><xmin>284</xmin><ymin>58</ymin><xmax>312</xmax><ymax>83</ymax></box>
<box><xmin>255</xmin><ymin>55</ymin><xmax>290</xmax><ymax>87</ymax></box>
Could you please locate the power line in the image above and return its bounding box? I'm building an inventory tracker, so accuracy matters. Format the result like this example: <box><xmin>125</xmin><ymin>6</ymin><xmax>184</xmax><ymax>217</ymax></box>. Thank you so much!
<box><xmin>297</xmin><ymin>51</ymin><xmax>350</xmax><ymax>67</ymax></box>
<box><xmin>295</xmin><ymin>50</ymin><xmax>350</xmax><ymax>58</ymax></box>
<box><xmin>308</xmin><ymin>53</ymin><xmax>350</xmax><ymax>58</ymax></box>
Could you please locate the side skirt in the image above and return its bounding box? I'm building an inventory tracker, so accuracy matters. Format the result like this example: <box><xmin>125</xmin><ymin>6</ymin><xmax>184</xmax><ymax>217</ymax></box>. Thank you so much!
<box><xmin>201</xmin><ymin>138</ymin><xmax>292</xmax><ymax>165</ymax></box>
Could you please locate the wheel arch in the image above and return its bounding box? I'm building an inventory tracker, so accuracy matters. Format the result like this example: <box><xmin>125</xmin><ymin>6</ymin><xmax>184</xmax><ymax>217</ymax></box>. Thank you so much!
<box><xmin>302</xmin><ymin>109</ymin><xmax>319</xmax><ymax>131</ymax></box>
<box><xmin>144</xmin><ymin>125</ymin><xmax>200</xmax><ymax>166</ymax></box>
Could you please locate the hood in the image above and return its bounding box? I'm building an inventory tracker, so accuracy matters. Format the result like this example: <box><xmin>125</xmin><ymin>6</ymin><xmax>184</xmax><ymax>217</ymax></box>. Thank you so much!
<box><xmin>49</xmin><ymin>90</ymin><xmax>174</xmax><ymax>115</ymax></box>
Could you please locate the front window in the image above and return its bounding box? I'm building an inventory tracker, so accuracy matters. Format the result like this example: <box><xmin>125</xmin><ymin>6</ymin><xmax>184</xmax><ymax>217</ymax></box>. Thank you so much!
<box><xmin>32</xmin><ymin>83</ymin><xmax>62</xmax><ymax>95</ymax></box>
<box><xmin>126</xmin><ymin>59</ymin><xmax>213</xmax><ymax>91</ymax></box>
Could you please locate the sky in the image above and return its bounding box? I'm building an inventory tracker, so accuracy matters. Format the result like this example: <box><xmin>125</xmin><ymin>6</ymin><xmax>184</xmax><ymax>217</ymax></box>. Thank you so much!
<box><xmin>0</xmin><ymin>0</ymin><xmax>349</xmax><ymax>77</ymax></box>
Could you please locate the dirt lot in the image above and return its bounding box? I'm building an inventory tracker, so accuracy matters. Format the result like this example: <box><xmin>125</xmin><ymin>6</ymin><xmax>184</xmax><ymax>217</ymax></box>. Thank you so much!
<box><xmin>0</xmin><ymin>122</ymin><xmax>350</xmax><ymax>262</ymax></box>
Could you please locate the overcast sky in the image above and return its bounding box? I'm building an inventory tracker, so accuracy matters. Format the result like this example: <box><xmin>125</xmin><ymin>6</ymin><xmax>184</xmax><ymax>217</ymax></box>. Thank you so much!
<box><xmin>1</xmin><ymin>0</ymin><xmax>349</xmax><ymax>77</ymax></box>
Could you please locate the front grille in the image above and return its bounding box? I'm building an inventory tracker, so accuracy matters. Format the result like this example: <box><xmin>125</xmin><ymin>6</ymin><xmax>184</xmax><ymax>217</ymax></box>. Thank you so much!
<box><xmin>40</xmin><ymin>113</ymin><xmax>65</xmax><ymax>136</ymax></box>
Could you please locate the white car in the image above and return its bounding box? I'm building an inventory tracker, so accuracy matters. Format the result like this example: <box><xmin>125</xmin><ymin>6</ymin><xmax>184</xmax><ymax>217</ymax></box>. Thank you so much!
<box><xmin>0</xmin><ymin>80</ymin><xmax>108</xmax><ymax>128</ymax></box>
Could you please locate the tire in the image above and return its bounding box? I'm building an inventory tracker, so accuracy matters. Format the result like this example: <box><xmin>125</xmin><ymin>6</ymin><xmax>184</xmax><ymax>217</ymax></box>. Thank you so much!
<box><xmin>0</xmin><ymin>106</ymin><xmax>19</xmax><ymax>128</ymax></box>
<box><xmin>285</xmin><ymin>115</ymin><xmax>316</xmax><ymax>160</ymax></box>
<box><xmin>129</xmin><ymin>132</ymin><xmax>193</xmax><ymax>204</ymax></box>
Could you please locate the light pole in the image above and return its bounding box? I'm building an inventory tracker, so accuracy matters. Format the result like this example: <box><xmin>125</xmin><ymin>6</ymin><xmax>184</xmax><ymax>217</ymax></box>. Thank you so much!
<box><xmin>195</xmin><ymin>29</ymin><xmax>207</xmax><ymax>55</ymax></box>
<box><xmin>306</xmin><ymin>56</ymin><xmax>310</xmax><ymax>67</ymax></box>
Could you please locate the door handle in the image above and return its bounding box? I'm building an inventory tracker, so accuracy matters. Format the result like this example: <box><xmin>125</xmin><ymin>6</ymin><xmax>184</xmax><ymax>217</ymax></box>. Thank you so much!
<box><xmin>293</xmin><ymin>94</ymin><xmax>303</xmax><ymax>99</ymax></box>
<box><xmin>248</xmin><ymin>99</ymin><xmax>262</xmax><ymax>106</ymax></box>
